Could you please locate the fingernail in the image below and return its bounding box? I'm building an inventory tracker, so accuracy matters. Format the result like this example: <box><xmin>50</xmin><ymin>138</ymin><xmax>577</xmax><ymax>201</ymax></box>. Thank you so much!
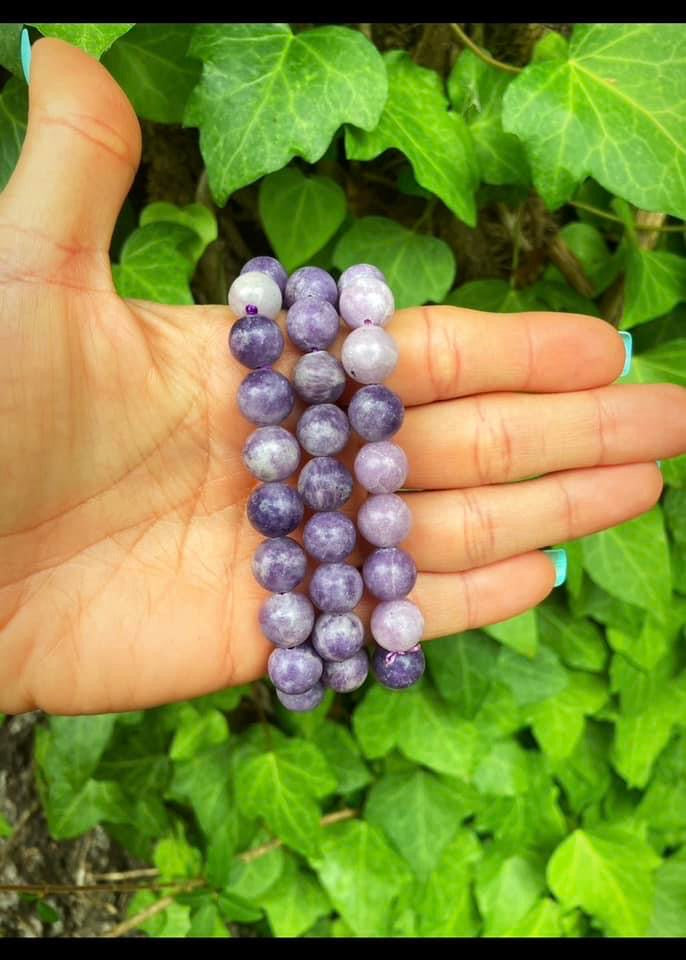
<box><xmin>20</xmin><ymin>28</ymin><xmax>31</xmax><ymax>84</ymax></box>
<box><xmin>619</xmin><ymin>331</ymin><xmax>632</xmax><ymax>378</ymax></box>
<box><xmin>543</xmin><ymin>548</ymin><xmax>567</xmax><ymax>587</ymax></box>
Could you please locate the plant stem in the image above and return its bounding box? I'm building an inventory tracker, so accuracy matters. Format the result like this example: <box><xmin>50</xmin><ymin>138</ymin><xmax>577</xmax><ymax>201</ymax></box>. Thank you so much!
<box><xmin>103</xmin><ymin>879</ymin><xmax>206</xmax><ymax>939</ymax></box>
<box><xmin>451</xmin><ymin>24</ymin><xmax>522</xmax><ymax>75</ymax></box>
<box><xmin>570</xmin><ymin>200</ymin><xmax>685</xmax><ymax>232</ymax></box>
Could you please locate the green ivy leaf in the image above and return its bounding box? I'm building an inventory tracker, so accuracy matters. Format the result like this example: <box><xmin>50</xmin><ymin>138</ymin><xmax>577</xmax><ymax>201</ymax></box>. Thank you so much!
<box><xmin>448</xmin><ymin>50</ymin><xmax>529</xmax><ymax>186</ymax></box>
<box><xmin>128</xmin><ymin>891</ymin><xmax>191</xmax><ymax>937</ymax></box>
<box><xmin>168</xmin><ymin>743</ymin><xmax>233</xmax><ymax>837</ymax></box>
<box><xmin>613</xmin><ymin>698</ymin><xmax>678</xmax><ymax>789</ymax></box>
<box><xmin>553</xmin><ymin>723</ymin><xmax>613</xmax><ymax>815</ymax></box>
<box><xmin>113</xmin><ymin>221</ymin><xmax>200</xmax><ymax>304</ymax></box>
<box><xmin>549</xmin><ymin>221</ymin><xmax>622</xmax><ymax>295</ymax></box>
<box><xmin>528</xmin><ymin>672</ymin><xmax>608</xmax><ymax>759</ymax></box>
<box><xmin>626</xmin><ymin>339</ymin><xmax>686</xmax><ymax>387</ymax></box>
<box><xmin>663</xmin><ymin>454</ymin><xmax>686</xmax><ymax>488</ymax></box>
<box><xmin>31</xmin><ymin>23</ymin><xmax>135</xmax><ymax>59</ymax></box>
<box><xmin>395</xmin><ymin>683</ymin><xmax>481</xmax><ymax>780</ymax></box>
<box><xmin>485</xmin><ymin>608</ymin><xmax>539</xmax><ymax>657</ymax></box>
<box><xmin>497</xmin><ymin>898</ymin><xmax>562</xmax><ymax>937</ymax></box>
<box><xmin>333</xmin><ymin>216</ymin><xmax>455</xmax><ymax>309</ymax></box>
<box><xmin>537</xmin><ymin>596</ymin><xmax>607</xmax><ymax>672</ymax></box>
<box><xmin>310</xmin><ymin>721</ymin><xmax>371</xmax><ymax>795</ymax></box>
<box><xmin>37</xmin><ymin>715</ymin><xmax>117</xmax><ymax>790</ymax></box>
<box><xmin>623</xmin><ymin>249</ymin><xmax>686</xmax><ymax>329</ymax></box>
<box><xmin>475</xmin><ymin>850</ymin><xmax>546</xmax><ymax>936</ymax></box>
<box><xmin>345</xmin><ymin>50</ymin><xmax>478</xmax><ymax>224</ymax></box>
<box><xmin>473</xmin><ymin>740</ymin><xmax>531</xmax><ymax>797</ymax></box>
<box><xmin>42</xmin><ymin>778</ymin><xmax>129</xmax><ymax>839</ymax></box>
<box><xmin>446</xmin><ymin>278</ymin><xmax>545</xmax><ymax>313</ymax></box>
<box><xmin>547</xmin><ymin>826</ymin><xmax>662</xmax><ymax>936</ymax></box>
<box><xmin>154</xmin><ymin>832</ymin><xmax>203</xmax><ymax>881</ymax></box>
<box><xmin>416</xmin><ymin>830</ymin><xmax>482</xmax><ymax>937</ymax></box>
<box><xmin>258</xmin><ymin>167</ymin><xmax>347</xmax><ymax>273</ymax></box>
<box><xmin>185</xmin><ymin>24</ymin><xmax>386</xmax><ymax>205</ymax></box>
<box><xmin>140</xmin><ymin>201</ymin><xmax>217</xmax><ymax>264</ymax></box>
<box><xmin>496</xmin><ymin>644</ymin><xmax>568</xmax><ymax>705</ymax></box>
<box><xmin>312</xmin><ymin>820</ymin><xmax>411</xmax><ymax>937</ymax></box>
<box><xmin>187</xmin><ymin>902</ymin><xmax>230</xmax><ymax>938</ymax></box>
<box><xmin>425</xmin><ymin>630</ymin><xmax>499</xmax><ymax>718</ymax></box>
<box><xmin>502</xmin><ymin>24</ymin><xmax>686</xmax><ymax>216</ymax></box>
<box><xmin>665</xmin><ymin>488</ymin><xmax>686</xmax><ymax>543</ymax></box>
<box><xmin>101</xmin><ymin>24</ymin><xmax>201</xmax><ymax>124</ymax></box>
<box><xmin>0</xmin><ymin>24</ymin><xmax>23</xmax><ymax>75</ymax></box>
<box><xmin>259</xmin><ymin>854</ymin><xmax>331</xmax><ymax>938</ymax></box>
<box><xmin>649</xmin><ymin>857</ymin><xmax>686</xmax><ymax>937</ymax></box>
<box><xmin>169</xmin><ymin>706</ymin><xmax>229</xmax><ymax>761</ymax></box>
<box><xmin>581</xmin><ymin>506</ymin><xmax>672</xmax><ymax>615</ymax></box>
<box><xmin>0</xmin><ymin>77</ymin><xmax>27</xmax><ymax>192</ymax></box>
<box><xmin>225</xmin><ymin>832</ymin><xmax>284</xmax><ymax>903</ymax></box>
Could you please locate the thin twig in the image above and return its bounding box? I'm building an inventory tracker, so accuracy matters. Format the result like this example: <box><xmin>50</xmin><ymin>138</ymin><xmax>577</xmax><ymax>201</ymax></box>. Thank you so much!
<box><xmin>103</xmin><ymin>879</ymin><xmax>206</xmax><ymax>939</ymax></box>
<box><xmin>0</xmin><ymin>880</ymin><xmax>198</xmax><ymax>895</ymax></box>
<box><xmin>92</xmin><ymin>868</ymin><xmax>161</xmax><ymax>882</ymax></box>
<box><xmin>569</xmin><ymin>200</ymin><xmax>685</xmax><ymax>232</ymax></box>
<box><xmin>451</xmin><ymin>24</ymin><xmax>522</xmax><ymax>74</ymax></box>
<box><xmin>240</xmin><ymin>807</ymin><xmax>357</xmax><ymax>864</ymax></box>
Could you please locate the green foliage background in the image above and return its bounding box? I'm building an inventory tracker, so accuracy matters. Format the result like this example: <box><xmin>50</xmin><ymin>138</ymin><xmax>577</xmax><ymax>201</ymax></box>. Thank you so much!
<box><xmin>1</xmin><ymin>22</ymin><xmax>686</xmax><ymax>938</ymax></box>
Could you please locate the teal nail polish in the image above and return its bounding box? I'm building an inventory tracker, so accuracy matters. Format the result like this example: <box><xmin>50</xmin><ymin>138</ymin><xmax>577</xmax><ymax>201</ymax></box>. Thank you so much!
<box><xmin>656</xmin><ymin>460</ymin><xmax>663</xmax><ymax>469</ymax></box>
<box><xmin>543</xmin><ymin>548</ymin><xmax>567</xmax><ymax>587</ymax></box>
<box><xmin>20</xmin><ymin>28</ymin><xmax>31</xmax><ymax>84</ymax></box>
<box><xmin>619</xmin><ymin>331</ymin><xmax>632</xmax><ymax>378</ymax></box>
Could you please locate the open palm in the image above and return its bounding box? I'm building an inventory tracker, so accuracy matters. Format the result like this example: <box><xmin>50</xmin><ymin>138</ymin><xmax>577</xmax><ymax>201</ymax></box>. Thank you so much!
<box><xmin>1</xmin><ymin>39</ymin><xmax>685</xmax><ymax>716</ymax></box>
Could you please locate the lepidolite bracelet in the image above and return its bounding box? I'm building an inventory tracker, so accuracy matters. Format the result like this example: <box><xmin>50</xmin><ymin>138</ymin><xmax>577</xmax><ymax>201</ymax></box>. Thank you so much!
<box><xmin>228</xmin><ymin>257</ymin><xmax>424</xmax><ymax>712</ymax></box>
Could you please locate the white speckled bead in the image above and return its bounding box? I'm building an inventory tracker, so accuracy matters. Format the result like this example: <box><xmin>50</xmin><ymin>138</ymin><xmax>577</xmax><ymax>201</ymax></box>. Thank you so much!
<box><xmin>229</xmin><ymin>270</ymin><xmax>282</xmax><ymax>321</ymax></box>
<box><xmin>339</xmin><ymin>276</ymin><xmax>394</xmax><ymax>329</ymax></box>
<box><xmin>341</xmin><ymin>325</ymin><xmax>399</xmax><ymax>384</ymax></box>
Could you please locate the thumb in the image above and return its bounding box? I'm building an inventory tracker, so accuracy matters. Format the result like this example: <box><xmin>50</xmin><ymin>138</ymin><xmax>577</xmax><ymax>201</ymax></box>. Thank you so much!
<box><xmin>0</xmin><ymin>37</ymin><xmax>141</xmax><ymax>257</ymax></box>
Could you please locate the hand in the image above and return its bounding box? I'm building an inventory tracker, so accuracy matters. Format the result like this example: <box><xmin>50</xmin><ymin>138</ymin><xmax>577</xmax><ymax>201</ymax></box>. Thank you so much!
<box><xmin>1</xmin><ymin>39</ymin><xmax>685</xmax><ymax>716</ymax></box>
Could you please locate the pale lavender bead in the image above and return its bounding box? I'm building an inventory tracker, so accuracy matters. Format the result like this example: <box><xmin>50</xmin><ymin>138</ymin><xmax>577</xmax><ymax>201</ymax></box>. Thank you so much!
<box><xmin>337</xmin><ymin>263</ymin><xmax>386</xmax><ymax>293</ymax></box>
<box><xmin>341</xmin><ymin>325</ymin><xmax>399</xmax><ymax>384</ymax></box>
<box><xmin>293</xmin><ymin>351</ymin><xmax>346</xmax><ymax>405</ymax></box>
<box><xmin>242</xmin><ymin>426</ymin><xmax>300</xmax><ymax>483</ymax></box>
<box><xmin>241</xmin><ymin>256</ymin><xmax>288</xmax><ymax>294</ymax></box>
<box><xmin>371</xmin><ymin>599</ymin><xmax>424</xmax><ymax>652</ymax></box>
<box><xmin>276</xmin><ymin>682</ymin><xmax>326</xmax><ymax>712</ymax></box>
<box><xmin>358</xmin><ymin>493</ymin><xmax>412</xmax><ymax>547</ymax></box>
<box><xmin>259</xmin><ymin>592</ymin><xmax>315</xmax><ymax>648</ymax></box>
<box><xmin>252</xmin><ymin>537</ymin><xmax>307</xmax><ymax>593</ymax></box>
<box><xmin>312</xmin><ymin>612</ymin><xmax>365</xmax><ymax>661</ymax></box>
<box><xmin>229</xmin><ymin>271</ymin><xmax>282</xmax><ymax>321</ymax></box>
<box><xmin>247</xmin><ymin>483</ymin><xmax>304</xmax><ymax>538</ymax></box>
<box><xmin>296</xmin><ymin>404</ymin><xmax>351</xmax><ymax>457</ymax></box>
<box><xmin>309</xmin><ymin>562</ymin><xmax>364</xmax><ymax>613</ymax></box>
<box><xmin>322</xmin><ymin>648</ymin><xmax>369</xmax><ymax>693</ymax></box>
<box><xmin>339</xmin><ymin>277</ymin><xmax>394</xmax><ymax>329</ymax></box>
<box><xmin>354</xmin><ymin>442</ymin><xmax>408</xmax><ymax>494</ymax></box>
<box><xmin>348</xmin><ymin>385</ymin><xmax>404</xmax><ymax>442</ymax></box>
<box><xmin>303</xmin><ymin>511</ymin><xmax>356</xmax><ymax>563</ymax></box>
<box><xmin>284</xmin><ymin>267</ymin><xmax>338</xmax><ymax>308</ymax></box>
<box><xmin>363</xmin><ymin>548</ymin><xmax>417</xmax><ymax>601</ymax></box>
<box><xmin>373</xmin><ymin>644</ymin><xmax>425</xmax><ymax>689</ymax></box>
<box><xmin>298</xmin><ymin>457</ymin><xmax>353</xmax><ymax>512</ymax></box>
<box><xmin>229</xmin><ymin>314</ymin><xmax>284</xmax><ymax>369</ymax></box>
<box><xmin>268</xmin><ymin>643</ymin><xmax>323</xmax><ymax>694</ymax></box>
<box><xmin>287</xmin><ymin>298</ymin><xmax>340</xmax><ymax>352</ymax></box>
<box><xmin>238</xmin><ymin>368</ymin><xmax>294</xmax><ymax>426</ymax></box>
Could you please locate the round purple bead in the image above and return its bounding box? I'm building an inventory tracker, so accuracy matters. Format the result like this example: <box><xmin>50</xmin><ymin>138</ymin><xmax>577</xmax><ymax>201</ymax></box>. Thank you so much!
<box><xmin>287</xmin><ymin>298</ymin><xmax>340</xmax><ymax>352</ymax></box>
<box><xmin>284</xmin><ymin>266</ymin><xmax>338</xmax><ymax>309</ymax></box>
<box><xmin>243</xmin><ymin>426</ymin><xmax>301</xmax><ymax>483</ymax></box>
<box><xmin>371</xmin><ymin>598</ymin><xmax>424</xmax><ymax>652</ymax></box>
<box><xmin>276</xmin><ymin>682</ymin><xmax>326</xmax><ymax>712</ymax></box>
<box><xmin>296</xmin><ymin>404</ymin><xmax>351</xmax><ymax>457</ymax></box>
<box><xmin>252</xmin><ymin>537</ymin><xmax>307</xmax><ymax>593</ymax></box>
<box><xmin>238</xmin><ymin>368</ymin><xmax>295</xmax><ymax>426</ymax></box>
<box><xmin>293</xmin><ymin>351</ymin><xmax>346</xmax><ymax>405</ymax></box>
<box><xmin>259</xmin><ymin>592</ymin><xmax>315</xmax><ymax>648</ymax></box>
<box><xmin>363</xmin><ymin>547</ymin><xmax>417</xmax><ymax>601</ymax></box>
<box><xmin>339</xmin><ymin>277</ymin><xmax>394</xmax><ymax>329</ymax></box>
<box><xmin>354</xmin><ymin>442</ymin><xmax>408</xmax><ymax>494</ymax></box>
<box><xmin>309</xmin><ymin>562</ymin><xmax>364</xmax><ymax>613</ymax></box>
<box><xmin>229</xmin><ymin>314</ymin><xmax>284</xmax><ymax>369</ymax></box>
<box><xmin>297</xmin><ymin>457</ymin><xmax>353</xmax><ymax>512</ymax></box>
<box><xmin>247</xmin><ymin>483</ymin><xmax>304</xmax><ymax>538</ymax></box>
<box><xmin>338</xmin><ymin>263</ymin><xmax>386</xmax><ymax>293</ymax></box>
<box><xmin>241</xmin><ymin>256</ymin><xmax>288</xmax><ymax>294</ymax></box>
<box><xmin>357</xmin><ymin>493</ymin><xmax>412</xmax><ymax>547</ymax></box>
<box><xmin>322</xmin><ymin>648</ymin><xmax>369</xmax><ymax>693</ymax></box>
<box><xmin>348</xmin><ymin>385</ymin><xmax>404</xmax><ymax>442</ymax></box>
<box><xmin>373</xmin><ymin>644</ymin><xmax>425</xmax><ymax>690</ymax></box>
<box><xmin>312</xmin><ymin>612</ymin><xmax>365</xmax><ymax>661</ymax></box>
<box><xmin>303</xmin><ymin>511</ymin><xmax>356</xmax><ymax>563</ymax></box>
<box><xmin>341</xmin><ymin>325</ymin><xmax>398</xmax><ymax>384</ymax></box>
<box><xmin>268</xmin><ymin>643</ymin><xmax>323</xmax><ymax>695</ymax></box>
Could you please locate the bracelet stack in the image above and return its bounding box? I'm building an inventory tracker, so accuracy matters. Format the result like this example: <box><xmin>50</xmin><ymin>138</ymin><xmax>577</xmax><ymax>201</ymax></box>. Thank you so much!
<box><xmin>229</xmin><ymin>257</ymin><xmax>425</xmax><ymax>712</ymax></box>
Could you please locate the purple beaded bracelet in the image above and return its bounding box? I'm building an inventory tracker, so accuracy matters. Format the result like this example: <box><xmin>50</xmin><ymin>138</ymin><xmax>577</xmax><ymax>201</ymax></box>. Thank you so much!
<box><xmin>228</xmin><ymin>257</ymin><xmax>425</xmax><ymax>712</ymax></box>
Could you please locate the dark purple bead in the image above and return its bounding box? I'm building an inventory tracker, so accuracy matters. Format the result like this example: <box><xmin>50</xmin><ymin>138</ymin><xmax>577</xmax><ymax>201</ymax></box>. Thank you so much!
<box><xmin>252</xmin><ymin>537</ymin><xmax>307</xmax><ymax>593</ymax></box>
<box><xmin>268</xmin><ymin>643</ymin><xmax>323</xmax><ymax>694</ymax></box>
<box><xmin>241</xmin><ymin>256</ymin><xmax>288</xmax><ymax>294</ymax></box>
<box><xmin>284</xmin><ymin>266</ymin><xmax>338</xmax><ymax>308</ymax></box>
<box><xmin>293</xmin><ymin>351</ymin><xmax>346</xmax><ymax>405</ymax></box>
<box><xmin>322</xmin><ymin>648</ymin><xmax>369</xmax><ymax>692</ymax></box>
<box><xmin>296</xmin><ymin>404</ymin><xmax>351</xmax><ymax>457</ymax></box>
<box><xmin>242</xmin><ymin>426</ymin><xmax>300</xmax><ymax>483</ymax></box>
<box><xmin>238</xmin><ymin>368</ymin><xmax>295</xmax><ymax>426</ymax></box>
<box><xmin>372</xmin><ymin>644</ymin><xmax>425</xmax><ymax>690</ymax></box>
<box><xmin>297</xmin><ymin>457</ymin><xmax>353</xmax><ymax>512</ymax></box>
<box><xmin>363</xmin><ymin>547</ymin><xmax>417</xmax><ymax>600</ymax></box>
<box><xmin>303</xmin><ymin>511</ymin><xmax>356</xmax><ymax>563</ymax></box>
<box><xmin>259</xmin><ymin>592</ymin><xmax>315</xmax><ymax>648</ymax></box>
<box><xmin>309</xmin><ymin>562</ymin><xmax>364</xmax><ymax>613</ymax></box>
<box><xmin>286</xmin><ymin>298</ymin><xmax>340</xmax><ymax>352</ymax></box>
<box><xmin>247</xmin><ymin>483</ymin><xmax>304</xmax><ymax>538</ymax></box>
<box><xmin>276</xmin><ymin>682</ymin><xmax>326</xmax><ymax>712</ymax></box>
<box><xmin>312</xmin><ymin>611</ymin><xmax>365</xmax><ymax>661</ymax></box>
<box><xmin>229</xmin><ymin>314</ymin><xmax>284</xmax><ymax>369</ymax></box>
<box><xmin>348</xmin><ymin>385</ymin><xmax>404</xmax><ymax>442</ymax></box>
